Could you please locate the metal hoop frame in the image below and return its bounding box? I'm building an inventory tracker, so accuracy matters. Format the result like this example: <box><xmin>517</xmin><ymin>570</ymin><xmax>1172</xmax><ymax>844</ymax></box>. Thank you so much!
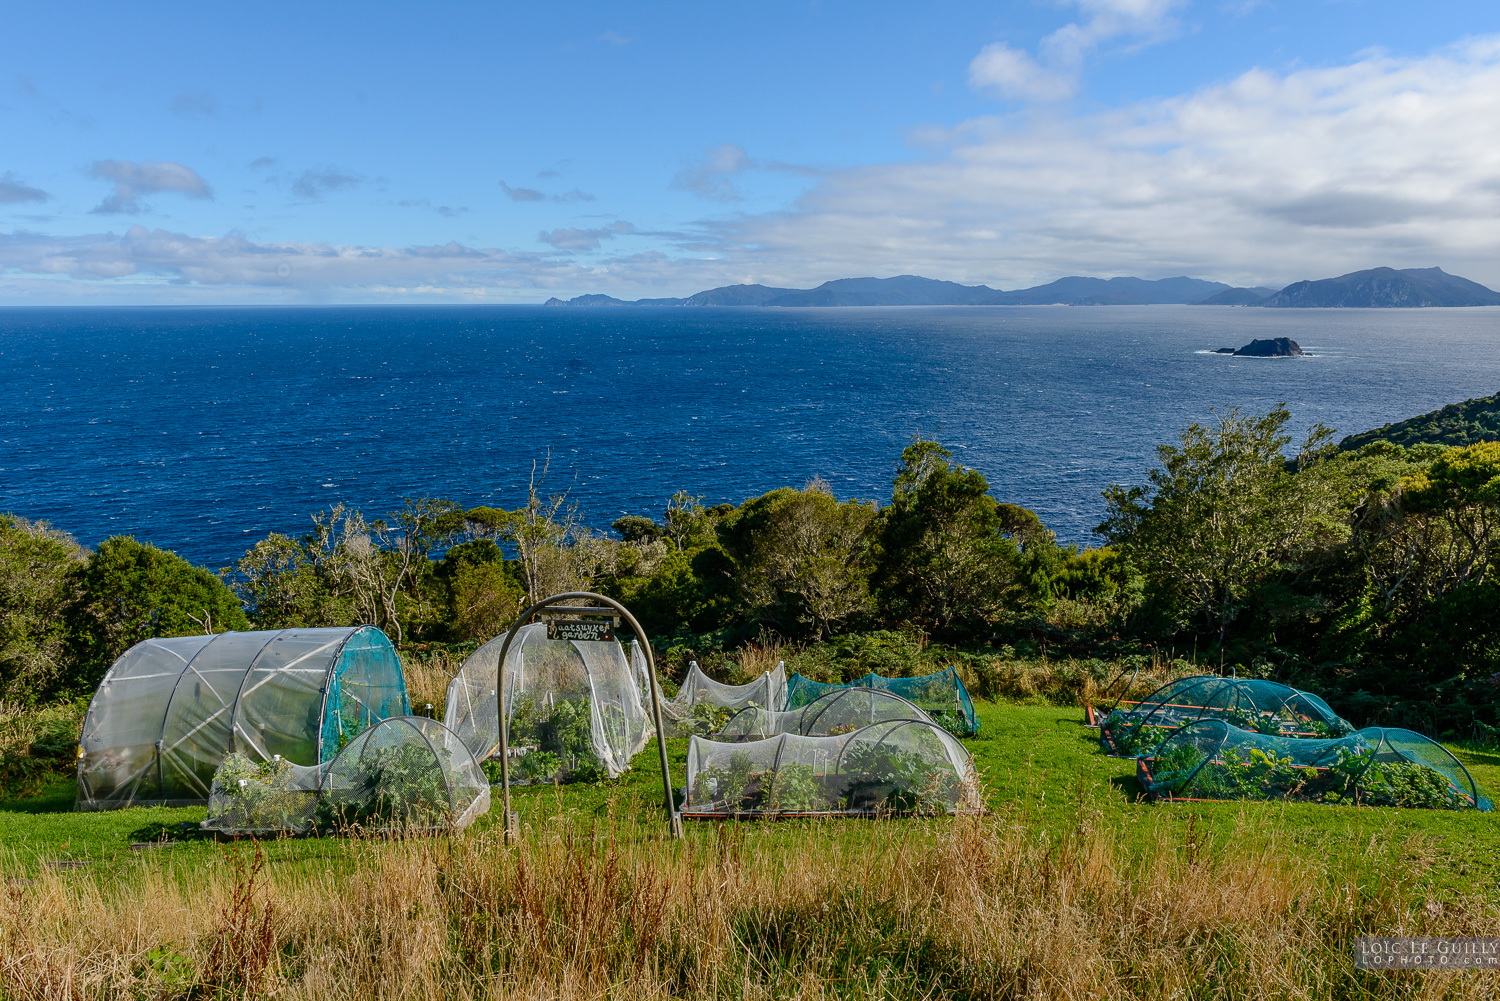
<box><xmin>494</xmin><ymin>591</ymin><xmax>682</xmax><ymax>841</ymax></box>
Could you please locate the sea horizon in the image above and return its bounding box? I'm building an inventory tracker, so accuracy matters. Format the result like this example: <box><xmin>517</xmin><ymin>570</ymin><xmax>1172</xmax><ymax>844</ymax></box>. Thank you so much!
<box><xmin>3</xmin><ymin>303</ymin><xmax>1497</xmax><ymax>568</ymax></box>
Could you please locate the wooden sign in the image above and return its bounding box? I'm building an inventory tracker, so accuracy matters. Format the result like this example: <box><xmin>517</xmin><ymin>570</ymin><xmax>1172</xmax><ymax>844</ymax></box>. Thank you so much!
<box><xmin>547</xmin><ymin>619</ymin><xmax>615</xmax><ymax>642</ymax></box>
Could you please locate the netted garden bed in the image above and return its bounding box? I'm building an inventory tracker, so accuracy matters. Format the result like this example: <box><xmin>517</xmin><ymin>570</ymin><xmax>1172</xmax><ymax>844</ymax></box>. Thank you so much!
<box><xmin>1138</xmin><ymin>719</ymin><xmax>1490</xmax><ymax>811</ymax></box>
<box><xmin>715</xmin><ymin>688</ymin><xmax>936</xmax><ymax>741</ymax></box>
<box><xmin>683</xmin><ymin>719</ymin><xmax>981</xmax><ymax>819</ymax></box>
<box><xmin>1097</xmin><ymin>676</ymin><xmax>1353</xmax><ymax>758</ymax></box>
<box><xmin>201</xmin><ymin>716</ymin><xmax>490</xmax><ymax>836</ymax></box>
<box><xmin>784</xmin><ymin>667</ymin><xmax>978</xmax><ymax>735</ymax></box>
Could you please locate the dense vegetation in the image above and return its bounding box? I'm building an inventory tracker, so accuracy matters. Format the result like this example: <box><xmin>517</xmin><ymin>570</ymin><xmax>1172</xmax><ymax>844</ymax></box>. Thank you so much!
<box><xmin>1339</xmin><ymin>389</ymin><xmax>1500</xmax><ymax>451</ymax></box>
<box><xmin>3</xmin><ymin>400</ymin><xmax>1498</xmax><ymax>739</ymax></box>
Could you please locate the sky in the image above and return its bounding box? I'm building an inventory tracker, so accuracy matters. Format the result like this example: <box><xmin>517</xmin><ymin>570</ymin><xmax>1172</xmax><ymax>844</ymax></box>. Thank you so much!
<box><xmin>2</xmin><ymin>0</ymin><xmax>1499</xmax><ymax>303</ymax></box>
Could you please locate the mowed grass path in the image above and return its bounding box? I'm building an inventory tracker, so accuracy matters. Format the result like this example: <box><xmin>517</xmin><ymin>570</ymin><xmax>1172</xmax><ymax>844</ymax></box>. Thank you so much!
<box><xmin>4</xmin><ymin>700</ymin><xmax>1498</xmax><ymax>897</ymax></box>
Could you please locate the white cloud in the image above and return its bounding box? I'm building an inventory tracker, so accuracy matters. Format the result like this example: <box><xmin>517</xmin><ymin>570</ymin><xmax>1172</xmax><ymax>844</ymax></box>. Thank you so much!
<box><xmin>291</xmin><ymin>168</ymin><xmax>361</xmax><ymax>200</ymax></box>
<box><xmin>968</xmin><ymin>43</ymin><xmax>1076</xmax><ymax>101</ymax></box>
<box><xmin>671</xmin><ymin>143</ymin><xmax>753</xmax><ymax>201</ymax></box>
<box><xmin>970</xmin><ymin>0</ymin><xmax>1187</xmax><ymax>101</ymax></box>
<box><xmin>0</xmin><ymin>171</ymin><xmax>50</xmax><ymax>204</ymax></box>
<box><xmin>0</xmin><ymin>225</ymin><xmax>728</xmax><ymax>303</ymax></box>
<box><xmin>88</xmin><ymin>160</ymin><xmax>213</xmax><ymax>214</ymax></box>
<box><xmin>538</xmin><ymin>221</ymin><xmax>637</xmax><ymax>251</ymax></box>
<box><xmin>0</xmin><ymin>226</ymin><xmax>563</xmax><ymax>292</ymax></box>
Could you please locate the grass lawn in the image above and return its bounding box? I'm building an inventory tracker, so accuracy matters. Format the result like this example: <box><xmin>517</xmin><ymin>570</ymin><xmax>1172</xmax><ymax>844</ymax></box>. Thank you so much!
<box><xmin>5</xmin><ymin>699</ymin><xmax>1498</xmax><ymax>897</ymax></box>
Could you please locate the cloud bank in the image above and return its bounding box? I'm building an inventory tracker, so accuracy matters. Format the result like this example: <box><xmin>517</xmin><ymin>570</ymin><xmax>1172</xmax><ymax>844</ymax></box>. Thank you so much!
<box><xmin>730</xmin><ymin>35</ymin><xmax>1500</xmax><ymax>290</ymax></box>
<box><xmin>88</xmin><ymin>160</ymin><xmax>213</xmax><ymax>214</ymax></box>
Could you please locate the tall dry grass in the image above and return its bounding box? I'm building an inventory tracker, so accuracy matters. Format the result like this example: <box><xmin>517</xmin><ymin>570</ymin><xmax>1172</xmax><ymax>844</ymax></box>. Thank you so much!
<box><xmin>399</xmin><ymin>650</ymin><xmax>462</xmax><ymax>719</ymax></box>
<box><xmin>2</xmin><ymin>795</ymin><xmax>1492</xmax><ymax>1000</ymax></box>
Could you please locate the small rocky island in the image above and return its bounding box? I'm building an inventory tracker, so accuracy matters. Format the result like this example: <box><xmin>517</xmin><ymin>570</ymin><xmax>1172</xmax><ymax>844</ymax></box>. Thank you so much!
<box><xmin>1211</xmin><ymin>337</ymin><xmax>1306</xmax><ymax>357</ymax></box>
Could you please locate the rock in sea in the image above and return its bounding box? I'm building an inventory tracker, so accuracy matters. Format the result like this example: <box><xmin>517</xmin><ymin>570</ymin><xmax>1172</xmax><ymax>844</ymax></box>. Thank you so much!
<box><xmin>1231</xmin><ymin>337</ymin><xmax>1304</xmax><ymax>357</ymax></box>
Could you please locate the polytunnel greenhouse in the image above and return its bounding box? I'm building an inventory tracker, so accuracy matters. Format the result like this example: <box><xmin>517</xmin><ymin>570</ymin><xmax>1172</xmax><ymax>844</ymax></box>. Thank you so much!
<box><xmin>201</xmin><ymin>716</ymin><xmax>490</xmax><ymax>835</ymax></box>
<box><xmin>663</xmin><ymin>661</ymin><xmax>787</xmax><ymax>728</ymax></box>
<box><xmin>1099</xmin><ymin>675</ymin><xmax>1353</xmax><ymax>758</ymax></box>
<box><xmin>1140</xmin><ymin>719</ymin><xmax>1490</xmax><ymax>811</ymax></box>
<box><xmin>443</xmin><ymin>621</ymin><xmax>652</xmax><ymax>781</ymax></box>
<box><xmin>78</xmin><ymin>626</ymin><xmax>409</xmax><ymax>810</ymax></box>
<box><xmin>716</xmin><ymin>688</ymin><xmax>936</xmax><ymax>741</ymax></box>
<box><xmin>683</xmin><ymin>719</ymin><xmax>982</xmax><ymax>818</ymax></box>
<box><xmin>785</xmin><ymin>667</ymin><xmax>979</xmax><ymax>735</ymax></box>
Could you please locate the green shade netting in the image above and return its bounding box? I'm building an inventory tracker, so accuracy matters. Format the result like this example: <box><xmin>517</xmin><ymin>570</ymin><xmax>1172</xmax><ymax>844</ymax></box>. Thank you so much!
<box><xmin>684</xmin><ymin>719</ymin><xmax>982</xmax><ymax>818</ymax></box>
<box><xmin>785</xmin><ymin>667</ymin><xmax>978</xmax><ymax>735</ymax></box>
<box><xmin>1100</xmin><ymin>675</ymin><xmax>1353</xmax><ymax>757</ymax></box>
<box><xmin>1143</xmin><ymin>719</ymin><xmax>1490</xmax><ymax>811</ymax></box>
<box><xmin>78</xmin><ymin>626</ymin><xmax>409</xmax><ymax>810</ymax></box>
<box><xmin>717</xmin><ymin>687</ymin><xmax>937</xmax><ymax>741</ymax></box>
<box><xmin>201</xmin><ymin>716</ymin><xmax>490</xmax><ymax>835</ymax></box>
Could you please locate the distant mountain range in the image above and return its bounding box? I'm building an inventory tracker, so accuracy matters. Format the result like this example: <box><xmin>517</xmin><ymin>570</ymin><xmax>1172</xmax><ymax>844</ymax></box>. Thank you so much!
<box><xmin>544</xmin><ymin>267</ymin><xmax>1500</xmax><ymax>308</ymax></box>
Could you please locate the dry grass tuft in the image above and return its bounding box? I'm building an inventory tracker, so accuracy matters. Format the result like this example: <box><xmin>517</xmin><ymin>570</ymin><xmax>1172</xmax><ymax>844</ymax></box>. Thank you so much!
<box><xmin>1</xmin><ymin>793</ymin><xmax>1493</xmax><ymax>1000</ymax></box>
<box><xmin>400</xmin><ymin>650</ymin><xmax>462</xmax><ymax>718</ymax></box>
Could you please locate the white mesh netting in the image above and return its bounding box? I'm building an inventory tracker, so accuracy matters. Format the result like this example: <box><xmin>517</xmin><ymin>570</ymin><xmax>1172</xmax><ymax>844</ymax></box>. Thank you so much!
<box><xmin>684</xmin><ymin>719</ymin><xmax>982</xmax><ymax>818</ymax></box>
<box><xmin>716</xmin><ymin>688</ymin><xmax>936</xmax><ymax>741</ymax></box>
<box><xmin>444</xmin><ymin>622</ymin><xmax>652</xmax><ymax>780</ymax></box>
<box><xmin>202</xmin><ymin>716</ymin><xmax>490</xmax><ymax>835</ymax></box>
<box><xmin>664</xmin><ymin>661</ymin><xmax>787</xmax><ymax>726</ymax></box>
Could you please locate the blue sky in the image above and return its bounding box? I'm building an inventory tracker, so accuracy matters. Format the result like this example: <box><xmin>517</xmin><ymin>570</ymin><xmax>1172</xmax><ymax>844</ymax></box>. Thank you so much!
<box><xmin>3</xmin><ymin>0</ymin><xmax>1499</xmax><ymax>302</ymax></box>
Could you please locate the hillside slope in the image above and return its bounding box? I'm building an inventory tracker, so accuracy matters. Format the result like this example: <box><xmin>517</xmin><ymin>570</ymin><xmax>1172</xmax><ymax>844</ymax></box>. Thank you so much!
<box><xmin>1339</xmin><ymin>390</ymin><xmax>1500</xmax><ymax>450</ymax></box>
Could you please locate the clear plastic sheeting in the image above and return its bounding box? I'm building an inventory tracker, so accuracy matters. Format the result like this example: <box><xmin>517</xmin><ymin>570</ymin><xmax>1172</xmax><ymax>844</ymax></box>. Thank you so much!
<box><xmin>684</xmin><ymin>719</ymin><xmax>982</xmax><ymax>819</ymax></box>
<box><xmin>202</xmin><ymin>717</ymin><xmax>490</xmax><ymax>835</ymax></box>
<box><xmin>717</xmin><ymin>688</ymin><xmax>936</xmax><ymax>741</ymax></box>
<box><xmin>663</xmin><ymin>661</ymin><xmax>787</xmax><ymax>727</ymax></box>
<box><xmin>1142</xmin><ymin>720</ymin><xmax>1490</xmax><ymax>811</ymax></box>
<box><xmin>784</xmin><ymin>667</ymin><xmax>979</xmax><ymax>735</ymax></box>
<box><xmin>1100</xmin><ymin>676</ymin><xmax>1355</xmax><ymax>758</ymax></box>
<box><xmin>79</xmin><ymin>626</ymin><xmax>409</xmax><ymax>811</ymax></box>
<box><xmin>443</xmin><ymin>622</ymin><xmax>652</xmax><ymax>780</ymax></box>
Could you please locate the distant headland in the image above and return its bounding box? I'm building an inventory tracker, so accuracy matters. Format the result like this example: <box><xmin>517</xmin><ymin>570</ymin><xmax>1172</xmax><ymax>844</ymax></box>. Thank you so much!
<box><xmin>544</xmin><ymin>266</ymin><xmax>1500</xmax><ymax>309</ymax></box>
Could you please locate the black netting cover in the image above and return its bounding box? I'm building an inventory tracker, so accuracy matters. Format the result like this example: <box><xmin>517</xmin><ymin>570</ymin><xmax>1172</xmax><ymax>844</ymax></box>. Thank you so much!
<box><xmin>716</xmin><ymin>688</ymin><xmax>937</xmax><ymax>741</ymax></box>
<box><xmin>1141</xmin><ymin>719</ymin><xmax>1490</xmax><ymax>811</ymax></box>
<box><xmin>1100</xmin><ymin>676</ymin><xmax>1353</xmax><ymax>757</ymax></box>
<box><xmin>684</xmin><ymin>719</ymin><xmax>982</xmax><ymax>818</ymax></box>
<box><xmin>784</xmin><ymin>667</ymin><xmax>978</xmax><ymax>735</ymax></box>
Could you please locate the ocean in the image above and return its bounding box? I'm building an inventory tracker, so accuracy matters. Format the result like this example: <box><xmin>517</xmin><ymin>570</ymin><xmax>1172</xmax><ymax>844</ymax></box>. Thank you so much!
<box><xmin>2</xmin><ymin>304</ymin><xmax>1497</xmax><ymax>568</ymax></box>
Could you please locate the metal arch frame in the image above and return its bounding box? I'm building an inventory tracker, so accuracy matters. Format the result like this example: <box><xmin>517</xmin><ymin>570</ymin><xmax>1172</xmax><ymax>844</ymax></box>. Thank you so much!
<box><xmin>801</xmin><ymin>687</ymin><xmax>927</xmax><ymax>735</ymax></box>
<box><xmin>495</xmin><ymin>591</ymin><xmax>681</xmax><ymax>841</ymax></box>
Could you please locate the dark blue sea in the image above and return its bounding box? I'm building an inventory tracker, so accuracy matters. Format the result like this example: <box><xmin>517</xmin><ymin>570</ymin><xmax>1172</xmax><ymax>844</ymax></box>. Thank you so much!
<box><xmin>2</xmin><ymin>305</ymin><xmax>1497</xmax><ymax>567</ymax></box>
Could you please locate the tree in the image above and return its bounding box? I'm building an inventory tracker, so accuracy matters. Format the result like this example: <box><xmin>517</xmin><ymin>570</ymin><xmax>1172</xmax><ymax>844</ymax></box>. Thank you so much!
<box><xmin>611</xmin><ymin>515</ymin><xmax>663</xmax><ymax>544</ymax></box>
<box><xmin>231</xmin><ymin>531</ymin><xmax>334</xmax><ymax>628</ymax></box>
<box><xmin>72</xmin><ymin>536</ymin><xmax>249</xmax><ymax>682</ymax></box>
<box><xmin>0</xmin><ymin>515</ymin><xmax>87</xmax><ymax>701</ymax></box>
<box><xmin>1351</xmin><ymin>441</ymin><xmax>1500</xmax><ymax>616</ymax></box>
<box><xmin>1097</xmin><ymin>405</ymin><xmax>1342</xmax><ymax>643</ymax></box>
<box><xmin>664</xmin><ymin>491</ymin><xmax>717</xmax><ymax>552</ymax></box>
<box><xmin>722</xmin><ymin>481</ymin><xmax>876</xmax><ymax>639</ymax></box>
<box><xmin>436</xmin><ymin>541</ymin><xmax>525</xmax><ymax>641</ymax></box>
<box><xmin>873</xmin><ymin>440</ymin><xmax>1028</xmax><ymax>634</ymax></box>
<box><xmin>503</xmin><ymin>457</ymin><xmax>616</xmax><ymax>603</ymax></box>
